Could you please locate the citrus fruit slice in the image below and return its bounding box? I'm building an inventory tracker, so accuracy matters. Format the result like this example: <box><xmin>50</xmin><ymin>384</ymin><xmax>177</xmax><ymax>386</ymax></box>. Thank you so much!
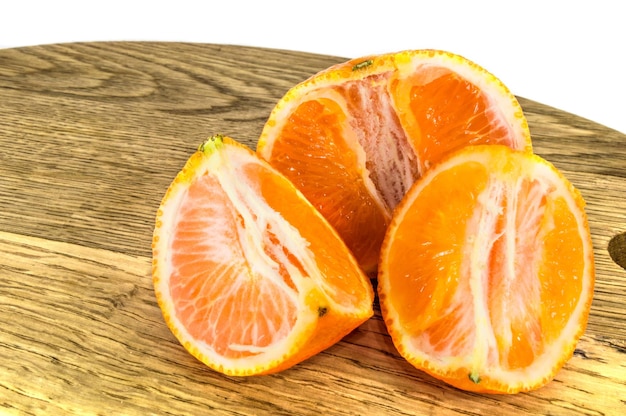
<box><xmin>378</xmin><ymin>144</ymin><xmax>594</xmax><ymax>394</ymax></box>
<box><xmin>257</xmin><ymin>49</ymin><xmax>532</xmax><ymax>273</ymax></box>
<box><xmin>152</xmin><ymin>135</ymin><xmax>374</xmax><ymax>376</ymax></box>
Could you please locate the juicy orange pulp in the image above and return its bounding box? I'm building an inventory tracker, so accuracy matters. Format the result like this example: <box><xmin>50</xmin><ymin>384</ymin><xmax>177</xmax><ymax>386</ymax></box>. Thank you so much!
<box><xmin>378</xmin><ymin>145</ymin><xmax>594</xmax><ymax>393</ymax></box>
<box><xmin>265</xmin><ymin>97</ymin><xmax>393</xmax><ymax>273</ymax></box>
<box><xmin>258</xmin><ymin>50</ymin><xmax>531</xmax><ymax>273</ymax></box>
<box><xmin>153</xmin><ymin>136</ymin><xmax>374</xmax><ymax>376</ymax></box>
<box><xmin>391</xmin><ymin>67</ymin><xmax>523</xmax><ymax>170</ymax></box>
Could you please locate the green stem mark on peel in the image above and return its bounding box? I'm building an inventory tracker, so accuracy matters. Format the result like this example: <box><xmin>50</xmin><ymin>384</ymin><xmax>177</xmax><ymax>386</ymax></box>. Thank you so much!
<box><xmin>469</xmin><ymin>371</ymin><xmax>481</xmax><ymax>384</ymax></box>
<box><xmin>318</xmin><ymin>306</ymin><xmax>328</xmax><ymax>317</ymax></box>
<box><xmin>199</xmin><ymin>134</ymin><xmax>225</xmax><ymax>154</ymax></box>
<box><xmin>352</xmin><ymin>59</ymin><xmax>373</xmax><ymax>71</ymax></box>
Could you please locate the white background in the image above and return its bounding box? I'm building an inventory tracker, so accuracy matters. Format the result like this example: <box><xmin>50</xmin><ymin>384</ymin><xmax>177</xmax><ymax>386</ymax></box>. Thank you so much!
<box><xmin>2</xmin><ymin>1</ymin><xmax>624</xmax><ymax>134</ymax></box>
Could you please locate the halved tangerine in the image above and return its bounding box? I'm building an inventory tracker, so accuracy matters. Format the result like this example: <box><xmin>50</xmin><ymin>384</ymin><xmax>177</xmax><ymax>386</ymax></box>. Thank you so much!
<box><xmin>378</xmin><ymin>144</ymin><xmax>594</xmax><ymax>393</ymax></box>
<box><xmin>152</xmin><ymin>135</ymin><xmax>374</xmax><ymax>376</ymax></box>
<box><xmin>257</xmin><ymin>49</ymin><xmax>532</xmax><ymax>273</ymax></box>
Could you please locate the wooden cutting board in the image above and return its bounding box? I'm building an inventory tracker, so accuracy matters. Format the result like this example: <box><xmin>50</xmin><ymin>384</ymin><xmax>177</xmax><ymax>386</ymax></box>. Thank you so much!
<box><xmin>0</xmin><ymin>42</ymin><xmax>624</xmax><ymax>416</ymax></box>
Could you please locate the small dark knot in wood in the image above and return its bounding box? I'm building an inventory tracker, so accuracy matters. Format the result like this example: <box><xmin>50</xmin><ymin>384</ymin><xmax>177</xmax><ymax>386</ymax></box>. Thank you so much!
<box><xmin>608</xmin><ymin>231</ymin><xmax>626</xmax><ymax>270</ymax></box>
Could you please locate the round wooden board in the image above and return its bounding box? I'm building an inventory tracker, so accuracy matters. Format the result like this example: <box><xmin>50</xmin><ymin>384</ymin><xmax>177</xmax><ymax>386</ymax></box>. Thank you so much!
<box><xmin>0</xmin><ymin>42</ymin><xmax>624</xmax><ymax>415</ymax></box>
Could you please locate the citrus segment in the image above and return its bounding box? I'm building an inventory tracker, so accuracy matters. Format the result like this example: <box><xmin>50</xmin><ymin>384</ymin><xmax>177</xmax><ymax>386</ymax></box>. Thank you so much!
<box><xmin>152</xmin><ymin>135</ymin><xmax>374</xmax><ymax>376</ymax></box>
<box><xmin>258</xmin><ymin>49</ymin><xmax>531</xmax><ymax>272</ymax></box>
<box><xmin>378</xmin><ymin>145</ymin><xmax>594</xmax><ymax>393</ymax></box>
<box><xmin>390</xmin><ymin>66</ymin><xmax>524</xmax><ymax>170</ymax></box>
<box><xmin>263</xmin><ymin>97</ymin><xmax>392</xmax><ymax>273</ymax></box>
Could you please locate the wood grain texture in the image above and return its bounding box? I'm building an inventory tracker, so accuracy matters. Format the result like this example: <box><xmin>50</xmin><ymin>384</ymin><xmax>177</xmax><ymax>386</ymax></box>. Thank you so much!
<box><xmin>1</xmin><ymin>42</ymin><xmax>625</xmax><ymax>416</ymax></box>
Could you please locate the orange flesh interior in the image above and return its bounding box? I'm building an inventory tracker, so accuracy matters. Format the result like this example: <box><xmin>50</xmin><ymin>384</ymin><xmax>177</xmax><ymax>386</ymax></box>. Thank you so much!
<box><xmin>264</xmin><ymin>64</ymin><xmax>528</xmax><ymax>273</ymax></box>
<box><xmin>391</xmin><ymin>68</ymin><xmax>516</xmax><ymax>171</ymax></box>
<box><xmin>167</xmin><ymin>155</ymin><xmax>371</xmax><ymax>360</ymax></box>
<box><xmin>169</xmin><ymin>173</ymin><xmax>297</xmax><ymax>359</ymax></box>
<box><xmin>247</xmin><ymin>162</ymin><xmax>369</xmax><ymax>307</ymax></box>
<box><xmin>539</xmin><ymin>196</ymin><xmax>584</xmax><ymax>343</ymax></box>
<box><xmin>267</xmin><ymin>99</ymin><xmax>389</xmax><ymax>272</ymax></box>
<box><xmin>386</xmin><ymin>162</ymin><xmax>486</xmax><ymax>345</ymax></box>
<box><xmin>385</xmin><ymin>155</ymin><xmax>585</xmax><ymax>371</ymax></box>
